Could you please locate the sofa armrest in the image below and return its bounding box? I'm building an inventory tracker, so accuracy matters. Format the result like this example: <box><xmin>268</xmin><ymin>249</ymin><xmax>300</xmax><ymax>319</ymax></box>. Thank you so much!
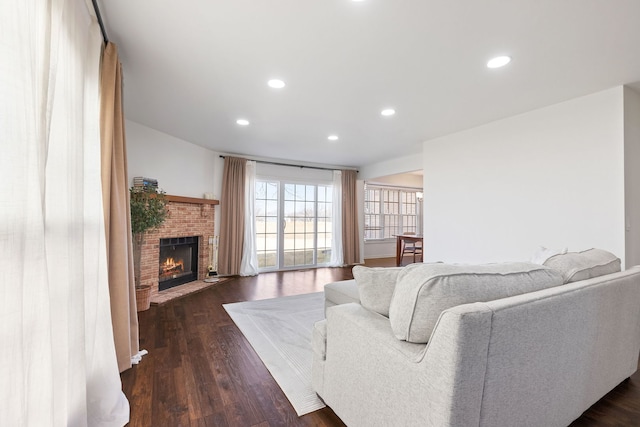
<box><xmin>321</xmin><ymin>302</ymin><xmax>493</xmax><ymax>427</ymax></box>
<box><xmin>312</xmin><ymin>319</ymin><xmax>327</xmax><ymax>361</ymax></box>
<box><xmin>312</xmin><ymin>319</ymin><xmax>328</xmax><ymax>397</ymax></box>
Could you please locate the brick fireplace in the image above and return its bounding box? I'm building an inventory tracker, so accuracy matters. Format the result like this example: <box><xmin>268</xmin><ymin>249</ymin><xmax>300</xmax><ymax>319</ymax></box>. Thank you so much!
<box><xmin>138</xmin><ymin>195</ymin><xmax>218</xmax><ymax>299</ymax></box>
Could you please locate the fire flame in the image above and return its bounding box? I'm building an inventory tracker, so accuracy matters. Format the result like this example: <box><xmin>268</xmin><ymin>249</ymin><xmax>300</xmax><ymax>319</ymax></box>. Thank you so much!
<box><xmin>160</xmin><ymin>257</ymin><xmax>184</xmax><ymax>277</ymax></box>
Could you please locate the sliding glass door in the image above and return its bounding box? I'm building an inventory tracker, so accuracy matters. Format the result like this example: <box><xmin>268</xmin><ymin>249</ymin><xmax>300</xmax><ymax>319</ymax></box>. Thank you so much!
<box><xmin>256</xmin><ymin>180</ymin><xmax>332</xmax><ymax>271</ymax></box>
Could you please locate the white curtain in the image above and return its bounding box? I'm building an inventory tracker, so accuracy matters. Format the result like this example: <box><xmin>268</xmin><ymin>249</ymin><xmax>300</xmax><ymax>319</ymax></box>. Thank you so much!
<box><xmin>329</xmin><ymin>170</ymin><xmax>344</xmax><ymax>266</ymax></box>
<box><xmin>0</xmin><ymin>0</ymin><xmax>130</xmax><ymax>425</ymax></box>
<box><xmin>240</xmin><ymin>160</ymin><xmax>259</xmax><ymax>276</ymax></box>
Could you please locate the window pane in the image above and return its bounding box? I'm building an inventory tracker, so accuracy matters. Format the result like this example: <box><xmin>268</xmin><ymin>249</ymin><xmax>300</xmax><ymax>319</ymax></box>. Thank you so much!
<box><xmin>256</xmin><ymin>181</ymin><xmax>266</xmax><ymax>199</ymax></box>
<box><xmin>295</xmin><ymin>184</ymin><xmax>305</xmax><ymax>200</ymax></box>
<box><xmin>284</xmin><ymin>184</ymin><xmax>295</xmax><ymax>200</ymax></box>
<box><xmin>304</xmin><ymin>250</ymin><xmax>314</xmax><ymax>264</ymax></box>
<box><xmin>283</xmin><ymin>250</ymin><xmax>295</xmax><ymax>267</ymax></box>
<box><xmin>317</xmin><ymin>202</ymin><xmax>326</xmax><ymax>218</ymax></box>
<box><xmin>264</xmin><ymin>216</ymin><xmax>277</xmax><ymax>233</ymax></box>
<box><xmin>318</xmin><ymin>248</ymin><xmax>330</xmax><ymax>264</ymax></box>
<box><xmin>305</xmin><ymin>201</ymin><xmax>315</xmax><ymax>217</ymax></box>
<box><xmin>256</xmin><ymin>218</ymin><xmax>266</xmax><ymax>234</ymax></box>
<box><xmin>318</xmin><ymin>187</ymin><xmax>326</xmax><ymax>202</ymax></box>
<box><xmin>267</xmin><ymin>182</ymin><xmax>278</xmax><ymax>199</ymax></box>
<box><xmin>284</xmin><ymin>201</ymin><xmax>295</xmax><ymax>216</ymax></box>
<box><xmin>258</xmin><ymin>252</ymin><xmax>276</xmax><ymax>268</ymax></box>
<box><xmin>283</xmin><ymin>233</ymin><xmax>295</xmax><ymax>250</ymax></box>
<box><xmin>266</xmin><ymin>200</ymin><xmax>278</xmax><ymax>216</ymax></box>
<box><xmin>265</xmin><ymin>233</ymin><xmax>277</xmax><ymax>251</ymax></box>
<box><xmin>255</xmin><ymin>199</ymin><xmax>266</xmax><ymax>216</ymax></box>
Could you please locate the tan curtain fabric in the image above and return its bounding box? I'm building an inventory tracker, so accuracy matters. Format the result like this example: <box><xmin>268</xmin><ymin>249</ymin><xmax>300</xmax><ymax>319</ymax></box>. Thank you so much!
<box><xmin>100</xmin><ymin>42</ymin><xmax>139</xmax><ymax>372</ymax></box>
<box><xmin>342</xmin><ymin>170</ymin><xmax>361</xmax><ymax>265</ymax></box>
<box><xmin>219</xmin><ymin>157</ymin><xmax>247</xmax><ymax>275</ymax></box>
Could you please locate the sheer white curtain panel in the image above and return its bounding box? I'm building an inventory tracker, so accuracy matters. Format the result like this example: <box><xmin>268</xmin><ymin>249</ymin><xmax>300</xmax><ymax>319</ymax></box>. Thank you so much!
<box><xmin>329</xmin><ymin>170</ymin><xmax>344</xmax><ymax>266</ymax></box>
<box><xmin>240</xmin><ymin>160</ymin><xmax>259</xmax><ymax>276</ymax></box>
<box><xmin>0</xmin><ymin>0</ymin><xmax>129</xmax><ymax>425</ymax></box>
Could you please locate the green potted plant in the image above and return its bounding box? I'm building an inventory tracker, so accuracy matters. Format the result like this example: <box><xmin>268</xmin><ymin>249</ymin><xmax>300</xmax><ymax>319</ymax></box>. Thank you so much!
<box><xmin>130</xmin><ymin>185</ymin><xmax>168</xmax><ymax>311</ymax></box>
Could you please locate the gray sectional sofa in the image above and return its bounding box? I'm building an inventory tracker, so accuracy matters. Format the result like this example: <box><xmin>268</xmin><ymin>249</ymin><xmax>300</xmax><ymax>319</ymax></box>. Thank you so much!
<box><xmin>312</xmin><ymin>249</ymin><xmax>640</xmax><ymax>427</ymax></box>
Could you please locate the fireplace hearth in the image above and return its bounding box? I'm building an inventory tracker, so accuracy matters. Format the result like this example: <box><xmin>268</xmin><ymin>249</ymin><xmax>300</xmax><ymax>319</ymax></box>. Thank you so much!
<box><xmin>159</xmin><ymin>236</ymin><xmax>198</xmax><ymax>291</ymax></box>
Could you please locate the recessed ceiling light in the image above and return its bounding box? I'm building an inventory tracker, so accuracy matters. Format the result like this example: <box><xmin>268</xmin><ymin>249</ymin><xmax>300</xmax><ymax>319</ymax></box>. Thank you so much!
<box><xmin>381</xmin><ymin>108</ymin><xmax>396</xmax><ymax>116</ymax></box>
<box><xmin>328</xmin><ymin>135</ymin><xmax>339</xmax><ymax>141</ymax></box>
<box><xmin>236</xmin><ymin>119</ymin><xmax>250</xmax><ymax>126</ymax></box>
<box><xmin>268</xmin><ymin>79</ymin><xmax>286</xmax><ymax>89</ymax></box>
<box><xmin>487</xmin><ymin>56</ymin><xmax>511</xmax><ymax>69</ymax></box>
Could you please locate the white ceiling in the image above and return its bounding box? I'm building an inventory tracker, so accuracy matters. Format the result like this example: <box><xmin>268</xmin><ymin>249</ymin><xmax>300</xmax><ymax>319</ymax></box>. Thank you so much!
<box><xmin>98</xmin><ymin>0</ymin><xmax>640</xmax><ymax>169</ymax></box>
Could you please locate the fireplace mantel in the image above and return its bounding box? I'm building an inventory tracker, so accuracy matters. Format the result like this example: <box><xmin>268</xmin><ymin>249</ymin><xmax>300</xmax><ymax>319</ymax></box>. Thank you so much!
<box><xmin>165</xmin><ymin>194</ymin><xmax>219</xmax><ymax>205</ymax></box>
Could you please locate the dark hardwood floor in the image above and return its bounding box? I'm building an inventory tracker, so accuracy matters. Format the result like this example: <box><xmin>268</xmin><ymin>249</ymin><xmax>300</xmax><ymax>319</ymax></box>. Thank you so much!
<box><xmin>122</xmin><ymin>258</ymin><xmax>640</xmax><ymax>426</ymax></box>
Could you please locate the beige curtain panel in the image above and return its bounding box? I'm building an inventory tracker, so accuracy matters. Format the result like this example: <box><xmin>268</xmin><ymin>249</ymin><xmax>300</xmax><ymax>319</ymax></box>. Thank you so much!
<box><xmin>219</xmin><ymin>156</ymin><xmax>247</xmax><ymax>276</ymax></box>
<box><xmin>342</xmin><ymin>169</ymin><xmax>361</xmax><ymax>265</ymax></box>
<box><xmin>100</xmin><ymin>42</ymin><xmax>140</xmax><ymax>372</ymax></box>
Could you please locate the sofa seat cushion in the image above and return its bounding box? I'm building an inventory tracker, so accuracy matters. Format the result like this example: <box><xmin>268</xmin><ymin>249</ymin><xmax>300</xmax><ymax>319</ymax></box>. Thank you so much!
<box><xmin>324</xmin><ymin>280</ymin><xmax>359</xmax><ymax>307</ymax></box>
<box><xmin>352</xmin><ymin>266</ymin><xmax>404</xmax><ymax>317</ymax></box>
<box><xmin>543</xmin><ymin>248</ymin><xmax>621</xmax><ymax>283</ymax></box>
<box><xmin>389</xmin><ymin>262</ymin><xmax>564</xmax><ymax>343</ymax></box>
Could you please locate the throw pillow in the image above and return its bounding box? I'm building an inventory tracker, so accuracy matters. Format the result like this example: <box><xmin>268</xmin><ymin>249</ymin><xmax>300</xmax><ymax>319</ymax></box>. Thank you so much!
<box><xmin>388</xmin><ymin>262</ymin><xmax>564</xmax><ymax>344</ymax></box>
<box><xmin>529</xmin><ymin>246</ymin><xmax>568</xmax><ymax>264</ymax></box>
<box><xmin>543</xmin><ymin>248</ymin><xmax>621</xmax><ymax>283</ymax></box>
<box><xmin>352</xmin><ymin>266</ymin><xmax>404</xmax><ymax>317</ymax></box>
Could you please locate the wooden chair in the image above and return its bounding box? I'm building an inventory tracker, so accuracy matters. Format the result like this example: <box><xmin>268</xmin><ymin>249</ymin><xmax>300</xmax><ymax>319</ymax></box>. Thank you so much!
<box><xmin>401</xmin><ymin>233</ymin><xmax>423</xmax><ymax>263</ymax></box>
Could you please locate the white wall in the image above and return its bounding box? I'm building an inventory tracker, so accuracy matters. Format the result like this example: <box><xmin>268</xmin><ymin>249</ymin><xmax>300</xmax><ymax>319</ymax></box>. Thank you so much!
<box><xmin>367</xmin><ymin>172</ymin><xmax>423</xmax><ymax>188</ymax></box>
<box><xmin>423</xmin><ymin>87</ymin><xmax>626</xmax><ymax>264</ymax></box>
<box><xmin>126</xmin><ymin>120</ymin><xmax>225</xmax><ymax>235</ymax></box>
<box><xmin>126</xmin><ymin>120</ymin><xmax>224</xmax><ymax>198</ymax></box>
<box><xmin>256</xmin><ymin>162</ymin><xmax>333</xmax><ymax>183</ymax></box>
<box><xmin>624</xmin><ymin>86</ymin><xmax>640</xmax><ymax>267</ymax></box>
<box><xmin>359</xmin><ymin>153</ymin><xmax>423</xmax><ymax>181</ymax></box>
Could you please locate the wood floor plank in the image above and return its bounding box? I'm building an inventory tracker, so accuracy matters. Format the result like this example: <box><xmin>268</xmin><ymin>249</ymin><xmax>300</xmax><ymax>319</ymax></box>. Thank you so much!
<box><xmin>122</xmin><ymin>262</ymin><xmax>640</xmax><ymax>426</ymax></box>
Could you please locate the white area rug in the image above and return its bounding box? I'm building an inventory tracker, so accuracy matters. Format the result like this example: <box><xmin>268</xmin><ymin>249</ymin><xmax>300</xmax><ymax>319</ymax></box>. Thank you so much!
<box><xmin>223</xmin><ymin>292</ymin><xmax>326</xmax><ymax>416</ymax></box>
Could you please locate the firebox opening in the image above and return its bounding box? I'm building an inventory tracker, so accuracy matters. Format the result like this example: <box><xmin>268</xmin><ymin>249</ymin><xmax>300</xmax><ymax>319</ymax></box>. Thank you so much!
<box><xmin>159</xmin><ymin>236</ymin><xmax>198</xmax><ymax>291</ymax></box>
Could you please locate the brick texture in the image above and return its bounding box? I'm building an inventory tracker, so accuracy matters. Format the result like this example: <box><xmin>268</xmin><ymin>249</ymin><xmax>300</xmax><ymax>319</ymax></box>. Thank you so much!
<box><xmin>140</xmin><ymin>201</ymin><xmax>215</xmax><ymax>297</ymax></box>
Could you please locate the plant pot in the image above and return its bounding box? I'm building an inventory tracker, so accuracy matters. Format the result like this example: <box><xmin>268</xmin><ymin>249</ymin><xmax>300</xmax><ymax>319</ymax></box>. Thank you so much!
<box><xmin>135</xmin><ymin>285</ymin><xmax>151</xmax><ymax>312</ymax></box>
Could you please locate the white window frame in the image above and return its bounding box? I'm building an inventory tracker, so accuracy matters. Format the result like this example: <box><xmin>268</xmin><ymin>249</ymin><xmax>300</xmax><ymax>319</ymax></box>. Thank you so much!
<box><xmin>255</xmin><ymin>177</ymin><xmax>334</xmax><ymax>271</ymax></box>
<box><xmin>364</xmin><ymin>184</ymin><xmax>422</xmax><ymax>241</ymax></box>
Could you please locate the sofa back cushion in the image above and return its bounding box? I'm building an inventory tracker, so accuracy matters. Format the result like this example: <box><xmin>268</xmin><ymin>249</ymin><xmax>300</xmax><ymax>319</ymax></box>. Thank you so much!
<box><xmin>543</xmin><ymin>248</ymin><xmax>621</xmax><ymax>283</ymax></box>
<box><xmin>388</xmin><ymin>262</ymin><xmax>564</xmax><ymax>343</ymax></box>
<box><xmin>352</xmin><ymin>266</ymin><xmax>403</xmax><ymax>317</ymax></box>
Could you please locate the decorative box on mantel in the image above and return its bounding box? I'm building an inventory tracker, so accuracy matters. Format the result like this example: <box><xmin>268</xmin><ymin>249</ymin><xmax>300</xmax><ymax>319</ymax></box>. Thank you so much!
<box><xmin>138</xmin><ymin>195</ymin><xmax>219</xmax><ymax>298</ymax></box>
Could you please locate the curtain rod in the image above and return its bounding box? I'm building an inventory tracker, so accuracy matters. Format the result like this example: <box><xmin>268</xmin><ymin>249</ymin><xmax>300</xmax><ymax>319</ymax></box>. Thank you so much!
<box><xmin>365</xmin><ymin>182</ymin><xmax>422</xmax><ymax>190</ymax></box>
<box><xmin>219</xmin><ymin>155</ymin><xmax>358</xmax><ymax>173</ymax></box>
<box><xmin>91</xmin><ymin>0</ymin><xmax>109</xmax><ymax>44</ymax></box>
